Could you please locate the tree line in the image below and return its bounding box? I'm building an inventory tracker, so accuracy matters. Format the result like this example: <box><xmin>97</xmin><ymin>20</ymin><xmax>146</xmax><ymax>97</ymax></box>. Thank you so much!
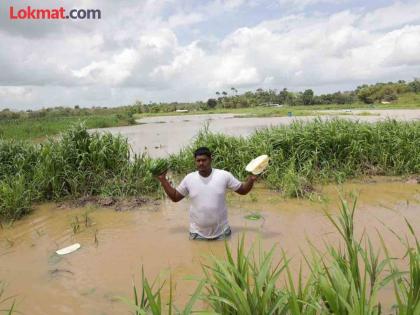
<box><xmin>1</xmin><ymin>79</ymin><xmax>419</xmax><ymax>118</ymax></box>
<box><xmin>133</xmin><ymin>78</ymin><xmax>420</xmax><ymax>112</ymax></box>
<box><xmin>206</xmin><ymin>78</ymin><xmax>420</xmax><ymax>109</ymax></box>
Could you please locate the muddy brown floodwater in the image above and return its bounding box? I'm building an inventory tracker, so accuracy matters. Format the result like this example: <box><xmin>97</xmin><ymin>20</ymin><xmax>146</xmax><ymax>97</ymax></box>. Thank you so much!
<box><xmin>1</xmin><ymin>179</ymin><xmax>419</xmax><ymax>315</ymax></box>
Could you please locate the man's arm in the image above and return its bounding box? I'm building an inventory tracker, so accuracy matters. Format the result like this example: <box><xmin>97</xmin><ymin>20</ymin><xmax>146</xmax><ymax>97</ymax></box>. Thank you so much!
<box><xmin>235</xmin><ymin>175</ymin><xmax>258</xmax><ymax>195</ymax></box>
<box><xmin>157</xmin><ymin>173</ymin><xmax>185</xmax><ymax>202</ymax></box>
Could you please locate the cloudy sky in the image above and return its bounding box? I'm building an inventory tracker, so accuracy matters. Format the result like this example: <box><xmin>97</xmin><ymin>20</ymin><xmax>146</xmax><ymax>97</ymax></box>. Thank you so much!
<box><xmin>0</xmin><ymin>0</ymin><xmax>419</xmax><ymax>110</ymax></box>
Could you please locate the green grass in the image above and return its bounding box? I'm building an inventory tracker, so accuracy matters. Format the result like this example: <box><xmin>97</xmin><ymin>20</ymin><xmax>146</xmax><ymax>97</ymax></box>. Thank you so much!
<box><xmin>382</xmin><ymin>219</ymin><xmax>420</xmax><ymax>315</ymax></box>
<box><xmin>0</xmin><ymin>282</ymin><xmax>16</xmax><ymax>314</ymax></box>
<box><xmin>382</xmin><ymin>92</ymin><xmax>420</xmax><ymax>108</ymax></box>
<box><xmin>0</xmin><ymin>123</ymin><xmax>159</xmax><ymax>222</ymax></box>
<box><xmin>119</xmin><ymin>267</ymin><xmax>206</xmax><ymax>315</ymax></box>
<box><xmin>312</xmin><ymin>198</ymin><xmax>390</xmax><ymax>314</ymax></box>
<box><xmin>169</xmin><ymin>119</ymin><xmax>420</xmax><ymax>197</ymax></box>
<box><xmin>202</xmin><ymin>237</ymin><xmax>291</xmax><ymax>315</ymax></box>
<box><xmin>0</xmin><ymin>114</ymin><xmax>135</xmax><ymax>142</ymax></box>
<box><xmin>0</xmin><ymin>175</ymin><xmax>32</xmax><ymax>221</ymax></box>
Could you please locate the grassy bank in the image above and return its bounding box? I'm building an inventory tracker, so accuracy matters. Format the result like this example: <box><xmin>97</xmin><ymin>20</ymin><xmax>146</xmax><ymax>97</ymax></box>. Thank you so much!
<box><xmin>1</xmin><ymin>119</ymin><xmax>419</xmax><ymax>221</ymax></box>
<box><xmin>132</xmin><ymin>102</ymin><xmax>416</xmax><ymax>120</ymax></box>
<box><xmin>0</xmin><ymin>106</ymin><xmax>136</xmax><ymax>142</ymax></box>
<box><xmin>0</xmin><ymin>115</ymin><xmax>135</xmax><ymax>142</ymax></box>
<box><xmin>0</xmin><ymin>124</ymin><xmax>158</xmax><ymax>221</ymax></box>
<box><xmin>133</xmin><ymin>93</ymin><xmax>420</xmax><ymax>119</ymax></box>
<box><xmin>169</xmin><ymin>119</ymin><xmax>420</xmax><ymax>197</ymax></box>
<box><xmin>123</xmin><ymin>197</ymin><xmax>420</xmax><ymax>314</ymax></box>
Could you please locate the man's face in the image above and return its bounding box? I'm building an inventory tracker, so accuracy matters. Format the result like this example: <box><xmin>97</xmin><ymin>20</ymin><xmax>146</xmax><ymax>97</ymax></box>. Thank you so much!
<box><xmin>195</xmin><ymin>154</ymin><xmax>212</xmax><ymax>172</ymax></box>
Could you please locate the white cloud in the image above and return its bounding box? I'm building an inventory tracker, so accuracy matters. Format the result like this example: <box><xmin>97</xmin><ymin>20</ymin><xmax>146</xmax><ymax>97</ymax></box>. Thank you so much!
<box><xmin>206</xmin><ymin>0</ymin><xmax>247</xmax><ymax>10</ymax></box>
<box><xmin>205</xmin><ymin>5</ymin><xmax>420</xmax><ymax>89</ymax></box>
<box><xmin>0</xmin><ymin>87</ymin><xmax>33</xmax><ymax>102</ymax></box>
<box><xmin>167</xmin><ymin>12</ymin><xmax>204</xmax><ymax>28</ymax></box>
<box><xmin>150</xmin><ymin>42</ymin><xmax>205</xmax><ymax>81</ymax></box>
<box><xmin>72</xmin><ymin>48</ymin><xmax>138</xmax><ymax>85</ymax></box>
<box><xmin>382</xmin><ymin>26</ymin><xmax>420</xmax><ymax>67</ymax></box>
<box><xmin>276</xmin><ymin>0</ymin><xmax>347</xmax><ymax>11</ymax></box>
<box><xmin>360</xmin><ymin>1</ymin><xmax>420</xmax><ymax>31</ymax></box>
<box><xmin>211</xmin><ymin>55</ymin><xmax>261</xmax><ymax>88</ymax></box>
<box><xmin>1</xmin><ymin>0</ymin><xmax>420</xmax><ymax>109</ymax></box>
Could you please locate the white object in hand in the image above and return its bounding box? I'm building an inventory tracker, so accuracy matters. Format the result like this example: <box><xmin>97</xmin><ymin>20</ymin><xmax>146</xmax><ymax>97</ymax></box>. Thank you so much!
<box><xmin>56</xmin><ymin>243</ymin><xmax>81</xmax><ymax>255</ymax></box>
<box><xmin>245</xmin><ymin>155</ymin><xmax>270</xmax><ymax>175</ymax></box>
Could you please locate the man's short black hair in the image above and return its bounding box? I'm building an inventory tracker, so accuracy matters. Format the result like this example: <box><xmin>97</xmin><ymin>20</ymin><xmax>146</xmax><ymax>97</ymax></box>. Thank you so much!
<box><xmin>194</xmin><ymin>147</ymin><xmax>212</xmax><ymax>158</ymax></box>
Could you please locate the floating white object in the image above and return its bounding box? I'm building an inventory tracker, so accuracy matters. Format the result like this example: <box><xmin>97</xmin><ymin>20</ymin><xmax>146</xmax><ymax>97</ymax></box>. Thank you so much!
<box><xmin>245</xmin><ymin>155</ymin><xmax>269</xmax><ymax>175</ymax></box>
<box><xmin>56</xmin><ymin>243</ymin><xmax>81</xmax><ymax>255</ymax></box>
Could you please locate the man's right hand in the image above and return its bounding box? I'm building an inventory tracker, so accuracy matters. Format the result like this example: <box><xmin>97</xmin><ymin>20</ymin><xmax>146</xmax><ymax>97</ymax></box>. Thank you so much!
<box><xmin>155</xmin><ymin>171</ymin><xmax>185</xmax><ymax>202</ymax></box>
<box><xmin>156</xmin><ymin>171</ymin><xmax>167</xmax><ymax>181</ymax></box>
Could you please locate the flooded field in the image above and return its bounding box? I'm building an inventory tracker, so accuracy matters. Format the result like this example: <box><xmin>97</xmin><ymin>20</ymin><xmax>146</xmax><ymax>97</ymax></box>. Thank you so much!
<box><xmin>1</xmin><ymin>179</ymin><xmax>419</xmax><ymax>315</ymax></box>
<box><xmin>93</xmin><ymin>109</ymin><xmax>420</xmax><ymax>157</ymax></box>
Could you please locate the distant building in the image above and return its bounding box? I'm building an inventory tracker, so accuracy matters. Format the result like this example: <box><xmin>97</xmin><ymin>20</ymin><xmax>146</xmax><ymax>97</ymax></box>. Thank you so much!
<box><xmin>175</xmin><ymin>109</ymin><xmax>189</xmax><ymax>113</ymax></box>
<box><xmin>261</xmin><ymin>103</ymin><xmax>284</xmax><ymax>107</ymax></box>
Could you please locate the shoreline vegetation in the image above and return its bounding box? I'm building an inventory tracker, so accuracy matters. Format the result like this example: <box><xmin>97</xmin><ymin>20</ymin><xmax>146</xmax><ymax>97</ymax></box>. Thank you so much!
<box><xmin>1</xmin><ymin>119</ymin><xmax>419</xmax><ymax>222</ymax></box>
<box><xmin>1</xmin><ymin>79</ymin><xmax>420</xmax><ymax>142</ymax></box>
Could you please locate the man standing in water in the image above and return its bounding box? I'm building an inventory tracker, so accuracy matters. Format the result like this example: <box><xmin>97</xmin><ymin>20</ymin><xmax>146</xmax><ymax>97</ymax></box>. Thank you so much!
<box><xmin>157</xmin><ymin>147</ymin><xmax>257</xmax><ymax>240</ymax></box>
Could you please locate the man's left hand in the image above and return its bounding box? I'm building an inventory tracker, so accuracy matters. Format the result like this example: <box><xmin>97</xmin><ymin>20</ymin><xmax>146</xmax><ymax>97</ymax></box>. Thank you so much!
<box><xmin>249</xmin><ymin>174</ymin><xmax>258</xmax><ymax>182</ymax></box>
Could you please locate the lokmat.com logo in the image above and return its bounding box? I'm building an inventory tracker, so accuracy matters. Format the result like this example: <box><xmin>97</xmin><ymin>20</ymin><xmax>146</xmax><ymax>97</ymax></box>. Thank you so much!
<box><xmin>9</xmin><ymin>6</ymin><xmax>101</xmax><ymax>20</ymax></box>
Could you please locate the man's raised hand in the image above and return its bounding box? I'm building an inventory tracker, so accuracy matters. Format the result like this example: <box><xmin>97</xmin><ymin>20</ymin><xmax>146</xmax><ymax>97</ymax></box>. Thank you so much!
<box><xmin>157</xmin><ymin>171</ymin><xmax>167</xmax><ymax>181</ymax></box>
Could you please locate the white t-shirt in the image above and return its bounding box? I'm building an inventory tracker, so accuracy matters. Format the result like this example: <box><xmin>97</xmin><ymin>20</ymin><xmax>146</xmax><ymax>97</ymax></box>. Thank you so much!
<box><xmin>176</xmin><ymin>168</ymin><xmax>242</xmax><ymax>239</ymax></box>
